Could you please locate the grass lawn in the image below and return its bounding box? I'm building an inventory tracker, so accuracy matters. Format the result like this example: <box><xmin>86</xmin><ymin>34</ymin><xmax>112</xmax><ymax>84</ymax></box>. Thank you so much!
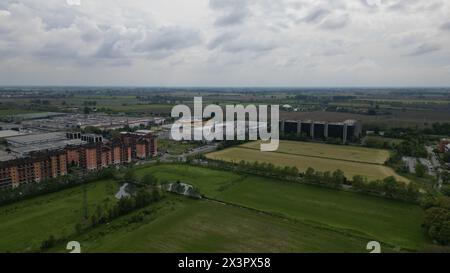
<box><xmin>50</xmin><ymin>197</ymin><xmax>380</xmax><ymax>253</ymax></box>
<box><xmin>241</xmin><ymin>140</ymin><xmax>391</xmax><ymax>164</ymax></box>
<box><xmin>206</xmin><ymin>147</ymin><xmax>408</xmax><ymax>182</ymax></box>
<box><xmin>0</xmin><ymin>180</ymin><xmax>118</xmax><ymax>252</ymax></box>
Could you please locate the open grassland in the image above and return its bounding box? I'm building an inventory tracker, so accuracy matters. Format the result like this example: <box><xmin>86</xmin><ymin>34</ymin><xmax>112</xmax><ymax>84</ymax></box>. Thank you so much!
<box><xmin>0</xmin><ymin>180</ymin><xmax>118</xmax><ymax>252</ymax></box>
<box><xmin>131</xmin><ymin>165</ymin><xmax>424</xmax><ymax>251</ymax></box>
<box><xmin>56</xmin><ymin>197</ymin><xmax>381</xmax><ymax>253</ymax></box>
<box><xmin>134</xmin><ymin>164</ymin><xmax>242</xmax><ymax>198</ymax></box>
<box><xmin>217</xmin><ymin>176</ymin><xmax>425</xmax><ymax>250</ymax></box>
<box><xmin>0</xmin><ymin>164</ymin><xmax>426</xmax><ymax>253</ymax></box>
<box><xmin>241</xmin><ymin>140</ymin><xmax>390</xmax><ymax>164</ymax></box>
<box><xmin>206</xmin><ymin>146</ymin><xmax>408</xmax><ymax>182</ymax></box>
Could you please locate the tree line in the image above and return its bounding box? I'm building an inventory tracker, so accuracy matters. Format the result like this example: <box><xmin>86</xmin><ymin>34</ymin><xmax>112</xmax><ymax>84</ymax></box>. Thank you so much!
<box><xmin>40</xmin><ymin>171</ymin><xmax>163</xmax><ymax>251</ymax></box>
<box><xmin>421</xmin><ymin>195</ymin><xmax>450</xmax><ymax>246</ymax></box>
<box><xmin>190</xmin><ymin>158</ymin><xmax>421</xmax><ymax>203</ymax></box>
<box><xmin>0</xmin><ymin>167</ymin><xmax>117</xmax><ymax>206</ymax></box>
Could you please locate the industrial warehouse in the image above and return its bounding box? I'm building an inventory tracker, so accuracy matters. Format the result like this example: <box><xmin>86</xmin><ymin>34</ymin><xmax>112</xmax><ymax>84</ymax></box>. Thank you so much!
<box><xmin>0</xmin><ymin>130</ymin><xmax>157</xmax><ymax>188</ymax></box>
<box><xmin>280</xmin><ymin>119</ymin><xmax>362</xmax><ymax>143</ymax></box>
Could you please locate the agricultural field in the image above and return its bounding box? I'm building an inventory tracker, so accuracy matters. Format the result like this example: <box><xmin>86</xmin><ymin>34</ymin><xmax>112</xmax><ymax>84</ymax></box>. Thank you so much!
<box><xmin>241</xmin><ymin>140</ymin><xmax>390</xmax><ymax>164</ymax></box>
<box><xmin>54</xmin><ymin>197</ymin><xmax>378</xmax><ymax>253</ymax></box>
<box><xmin>104</xmin><ymin>104</ymin><xmax>172</xmax><ymax>114</ymax></box>
<box><xmin>74</xmin><ymin>164</ymin><xmax>425</xmax><ymax>252</ymax></box>
<box><xmin>217</xmin><ymin>176</ymin><xmax>425</xmax><ymax>250</ymax></box>
<box><xmin>280</xmin><ymin>109</ymin><xmax>450</xmax><ymax>128</ymax></box>
<box><xmin>0</xmin><ymin>108</ymin><xmax>42</xmax><ymax>118</ymax></box>
<box><xmin>206</xmin><ymin>141</ymin><xmax>408</xmax><ymax>182</ymax></box>
<box><xmin>142</xmin><ymin>165</ymin><xmax>423</xmax><ymax>250</ymax></box>
<box><xmin>0</xmin><ymin>180</ymin><xmax>118</xmax><ymax>252</ymax></box>
<box><xmin>0</xmin><ymin>164</ymin><xmax>427</xmax><ymax>252</ymax></box>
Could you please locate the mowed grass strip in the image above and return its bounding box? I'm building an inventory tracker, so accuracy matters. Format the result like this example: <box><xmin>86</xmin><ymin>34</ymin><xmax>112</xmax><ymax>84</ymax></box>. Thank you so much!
<box><xmin>54</xmin><ymin>197</ymin><xmax>377</xmax><ymax>253</ymax></box>
<box><xmin>0</xmin><ymin>180</ymin><xmax>118</xmax><ymax>253</ymax></box>
<box><xmin>206</xmin><ymin>147</ymin><xmax>408</xmax><ymax>182</ymax></box>
<box><xmin>216</xmin><ymin>176</ymin><xmax>426</xmax><ymax>250</ymax></box>
<box><xmin>241</xmin><ymin>140</ymin><xmax>391</xmax><ymax>165</ymax></box>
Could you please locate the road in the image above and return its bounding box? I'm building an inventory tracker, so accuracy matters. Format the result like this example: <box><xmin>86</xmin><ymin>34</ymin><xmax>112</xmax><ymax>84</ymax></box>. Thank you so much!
<box><xmin>135</xmin><ymin>143</ymin><xmax>219</xmax><ymax>165</ymax></box>
<box><xmin>426</xmin><ymin>146</ymin><xmax>443</xmax><ymax>189</ymax></box>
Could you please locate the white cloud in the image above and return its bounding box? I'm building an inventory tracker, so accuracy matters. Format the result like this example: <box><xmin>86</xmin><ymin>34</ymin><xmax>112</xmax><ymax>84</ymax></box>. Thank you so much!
<box><xmin>66</xmin><ymin>0</ymin><xmax>81</xmax><ymax>6</ymax></box>
<box><xmin>0</xmin><ymin>0</ymin><xmax>449</xmax><ymax>86</ymax></box>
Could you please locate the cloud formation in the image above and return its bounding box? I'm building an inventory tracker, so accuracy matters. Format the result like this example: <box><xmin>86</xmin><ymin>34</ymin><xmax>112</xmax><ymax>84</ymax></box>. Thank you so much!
<box><xmin>0</xmin><ymin>0</ymin><xmax>449</xmax><ymax>86</ymax></box>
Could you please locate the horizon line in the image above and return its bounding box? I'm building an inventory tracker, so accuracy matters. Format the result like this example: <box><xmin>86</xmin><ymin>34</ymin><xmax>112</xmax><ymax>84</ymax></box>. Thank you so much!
<box><xmin>1</xmin><ymin>85</ymin><xmax>450</xmax><ymax>89</ymax></box>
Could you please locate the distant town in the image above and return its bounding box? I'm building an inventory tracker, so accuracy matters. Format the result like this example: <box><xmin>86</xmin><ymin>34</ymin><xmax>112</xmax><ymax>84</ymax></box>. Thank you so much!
<box><xmin>0</xmin><ymin>87</ymin><xmax>450</xmax><ymax>254</ymax></box>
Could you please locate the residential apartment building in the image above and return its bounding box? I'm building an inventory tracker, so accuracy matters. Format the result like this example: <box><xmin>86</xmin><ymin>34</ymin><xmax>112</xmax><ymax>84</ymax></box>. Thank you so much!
<box><xmin>0</xmin><ymin>131</ymin><xmax>157</xmax><ymax>189</ymax></box>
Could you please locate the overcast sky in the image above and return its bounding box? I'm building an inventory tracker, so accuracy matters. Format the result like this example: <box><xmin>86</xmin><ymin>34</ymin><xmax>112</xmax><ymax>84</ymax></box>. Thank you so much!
<box><xmin>0</xmin><ymin>0</ymin><xmax>449</xmax><ymax>87</ymax></box>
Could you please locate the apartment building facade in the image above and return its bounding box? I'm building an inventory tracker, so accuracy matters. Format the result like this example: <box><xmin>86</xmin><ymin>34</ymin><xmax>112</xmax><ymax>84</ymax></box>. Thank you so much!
<box><xmin>0</xmin><ymin>150</ymin><xmax>67</xmax><ymax>188</ymax></box>
<box><xmin>0</xmin><ymin>131</ymin><xmax>157</xmax><ymax>189</ymax></box>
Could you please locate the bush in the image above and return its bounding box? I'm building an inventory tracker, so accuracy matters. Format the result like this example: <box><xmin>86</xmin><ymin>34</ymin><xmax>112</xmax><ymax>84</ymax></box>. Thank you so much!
<box><xmin>40</xmin><ymin>235</ymin><xmax>57</xmax><ymax>250</ymax></box>
<box><xmin>423</xmin><ymin>207</ymin><xmax>450</xmax><ymax>245</ymax></box>
<box><xmin>442</xmin><ymin>185</ymin><xmax>450</xmax><ymax>197</ymax></box>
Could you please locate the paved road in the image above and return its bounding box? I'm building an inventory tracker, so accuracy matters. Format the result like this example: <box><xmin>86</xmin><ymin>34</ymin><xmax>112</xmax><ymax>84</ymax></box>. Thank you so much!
<box><xmin>135</xmin><ymin>143</ymin><xmax>218</xmax><ymax>165</ymax></box>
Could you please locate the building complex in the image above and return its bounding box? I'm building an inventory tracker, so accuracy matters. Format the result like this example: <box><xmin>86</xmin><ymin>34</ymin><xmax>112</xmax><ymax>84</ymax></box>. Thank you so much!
<box><xmin>0</xmin><ymin>130</ymin><xmax>157</xmax><ymax>189</ymax></box>
<box><xmin>280</xmin><ymin>119</ymin><xmax>362</xmax><ymax>143</ymax></box>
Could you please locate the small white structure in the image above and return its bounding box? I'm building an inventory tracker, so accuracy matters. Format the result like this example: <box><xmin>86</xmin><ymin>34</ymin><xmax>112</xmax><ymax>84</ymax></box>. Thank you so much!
<box><xmin>402</xmin><ymin>157</ymin><xmax>417</xmax><ymax>173</ymax></box>
<box><xmin>115</xmin><ymin>183</ymin><xmax>130</xmax><ymax>199</ymax></box>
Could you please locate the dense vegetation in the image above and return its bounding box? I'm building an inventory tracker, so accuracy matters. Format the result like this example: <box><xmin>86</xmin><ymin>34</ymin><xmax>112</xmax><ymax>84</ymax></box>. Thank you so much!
<box><xmin>422</xmin><ymin>196</ymin><xmax>450</xmax><ymax>245</ymax></box>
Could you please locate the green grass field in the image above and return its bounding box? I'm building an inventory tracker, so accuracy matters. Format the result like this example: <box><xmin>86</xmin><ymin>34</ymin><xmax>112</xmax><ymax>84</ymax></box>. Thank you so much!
<box><xmin>132</xmin><ymin>165</ymin><xmax>424</xmax><ymax>251</ymax></box>
<box><xmin>217</xmin><ymin>176</ymin><xmax>425</xmax><ymax>250</ymax></box>
<box><xmin>0</xmin><ymin>180</ymin><xmax>118</xmax><ymax>252</ymax></box>
<box><xmin>134</xmin><ymin>164</ymin><xmax>242</xmax><ymax>198</ymax></box>
<box><xmin>54</xmin><ymin>197</ymin><xmax>379</xmax><ymax>253</ymax></box>
<box><xmin>206</xmin><ymin>141</ymin><xmax>408</xmax><ymax>182</ymax></box>
<box><xmin>0</xmin><ymin>164</ymin><xmax>426</xmax><ymax>253</ymax></box>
